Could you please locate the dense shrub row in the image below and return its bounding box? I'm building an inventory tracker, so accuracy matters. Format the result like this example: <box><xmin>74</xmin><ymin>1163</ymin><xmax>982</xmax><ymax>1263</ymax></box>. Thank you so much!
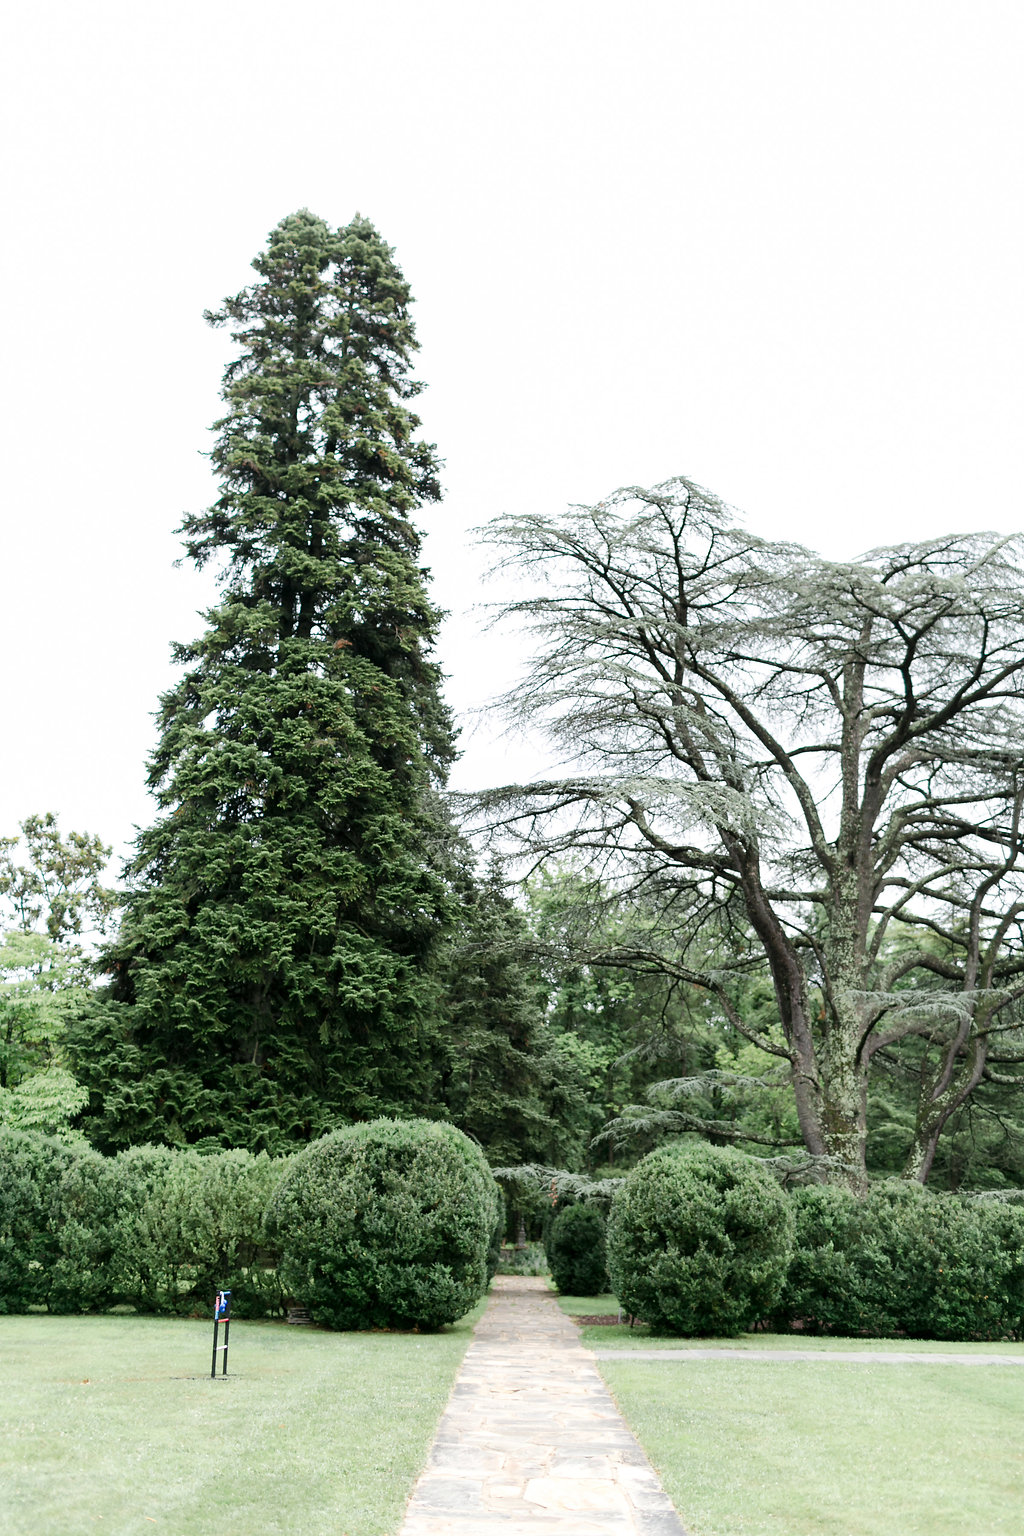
<box><xmin>773</xmin><ymin>1181</ymin><xmax>1024</xmax><ymax>1340</ymax></box>
<box><xmin>0</xmin><ymin>1128</ymin><xmax>287</xmax><ymax>1317</ymax></box>
<box><xmin>546</xmin><ymin>1143</ymin><xmax>1024</xmax><ymax>1342</ymax></box>
<box><xmin>10</xmin><ymin>1121</ymin><xmax>1024</xmax><ymax>1341</ymax></box>
<box><xmin>0</xmin><ymin>1119</ymin><xmax>499</xmax><ymax>1329</ymax></box>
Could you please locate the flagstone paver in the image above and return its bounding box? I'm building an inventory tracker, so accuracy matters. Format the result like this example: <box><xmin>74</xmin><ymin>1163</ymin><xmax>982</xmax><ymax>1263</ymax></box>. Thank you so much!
<box><xmin>398</xmin><ymin>1275</ymin><xmax>687</xmax><ymax>1535</ymax></box>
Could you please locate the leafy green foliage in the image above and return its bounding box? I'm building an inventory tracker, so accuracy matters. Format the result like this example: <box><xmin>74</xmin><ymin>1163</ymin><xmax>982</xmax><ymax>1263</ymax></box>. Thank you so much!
<box><xmin>96</xmin><ymin>1145</ymin><xmax>193</xmax><ymax>1313</ymax></box>
<box><xmin>438</xmin><ymin>866</ymin><xmax>576</xmax><ymax>1164</ymax></box>
<box><xmin>524</xmin><ymin>870</ymin><xmax>687</xmax><ymax>1164</ymax></box>
<box><xmin>267</xmin><ymin>1119</ymin><xmax>498</xmax><ymax>1329</ymax></box>
<box><xmin>0</xmin><ymin>1131</ymin><xmax>286</xmax><ymax>1317</ymax></box>
<box><xmin>0</xmin><ymin>932</ymin><xmax>91</xmax><ymax>1091</ymax></box>
<box><xmin>0</xmin><ymin>814</ymin><xmax>117</xmax><ymax>943</ymax></box>
<box><xmin>0</xmin><ymin>813</ymin><xmax>117</xmax><ymax>1140</ymax></box>
<box><xmin>0</xmin><ymin>1128</ymin><xmax>99</xmax><ymax>1312</ymax></box>
<box><xmin>774</xmin><ymin>1181</ymin><xmax>1024</xmax><ymax>1340</ymax></box>
<box><xmin>74</xmin><ymin>212</ymin><xmax>457</xmax><ymax>1151</ymax></box>
<box><xmin>546</xmin><ymin>1202</ymin><xmax>609</xmax><ymax>1295</ymax></box>
<box><xmin>607</xmin><ymin>1142</ymin><xmax>794</xmax><ymax>1335</ymax></box>
<box><xmin>83</xmin><ymin>1146</ymin><xmax>286</xmax><ymax>1316</ymax></box>
<box><xmin>522</xmin><ymin>869</ymin><xmax>804</xmax><ymax>1172</ymax></box>
<box><xmin>769</xmin><ymin>1185</ymin><xmax>861</xmax><ymax>1333</ymax></box>
<box><xmin>0</xmin><ymin>1065</ymin><xmax>88</xmax><ymax>1140</ymax></box>
<box><xmin>170</xmin><ymin>1147</ymin><xmax>290</xmax><ymax>1316</ymax></box>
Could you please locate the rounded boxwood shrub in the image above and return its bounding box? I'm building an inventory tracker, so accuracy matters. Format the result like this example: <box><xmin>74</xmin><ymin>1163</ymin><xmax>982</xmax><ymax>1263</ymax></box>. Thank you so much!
<box><xmin>547</xmin><ymin>1203</ymin><xmax>609</xmax><ymax>1295</ymax></box>
<box><xmin>607</xmin><ymin>1143</ymin><xmax>794</xmax><ymax>1336</ymax></box>
<box><xmin>266</xmin><ymin>1119</ymin><xmax>498</xmax><ymax>1330</ymax></box>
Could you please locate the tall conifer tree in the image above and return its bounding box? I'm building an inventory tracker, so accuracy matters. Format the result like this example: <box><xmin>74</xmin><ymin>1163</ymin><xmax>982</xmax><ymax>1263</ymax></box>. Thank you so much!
<box><xmin>78</xmin><ymin>211</ymin><xmax>455</xmax><ymax>1151</ymax></box>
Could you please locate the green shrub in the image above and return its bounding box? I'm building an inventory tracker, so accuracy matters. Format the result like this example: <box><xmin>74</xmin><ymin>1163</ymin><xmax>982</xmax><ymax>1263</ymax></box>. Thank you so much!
<box><xmin>774</xmin><ymin>1181</ymin><xmax>1024</xmax><ymax>1341</ymax></box>
<box><xmin>973</xmin><ymin>1199</ymin><xmax>1024</xmax><ymax>1336</ymax></box>
<box><xmin>172</xmin><ymin>1149</ymin><xmax>289</xmax><ymax>1317</ymax></box>
<box><xmin>547</xmin><ymin>1203</ymin><xmax>609</xmax><ymax>1295</ymax></box>
<box><xmin>50</xmin><ymin>1144</ymin><xmax>289</xmax><ymax>1317</ymax></box>
<box><xmin>0</xmin><ymin>1129</ymin><xmax>96</xmax><ymax>1313</ymax></box>
<box><xmin>854</xmin><ymin>1182</ymin><xmax>1022</xmax><ymax>1340</ymax></box>
<box><xmin>607</xmin><ymin>1143</ymin><xmax>794</xmax><ymax>1336</ymax></box>
<box><xmin>267</xmin><ymin>1119</ymin><xmax>497</xmax><ymax>1330</ymax></box>
<box><xmin>49</xmin><ymin>1144</ymin><xmax>120</xmax><ymax>1313</ymax></box>
<box><xmin>771</xmin><ymin>1184</ymin><xmax>862</xmax><ymax>1333</ymax></box>
<box><xmin>87</xmin><ymin>1145</ymin><xmax>197</xmax><ymax>1312</ymax></box>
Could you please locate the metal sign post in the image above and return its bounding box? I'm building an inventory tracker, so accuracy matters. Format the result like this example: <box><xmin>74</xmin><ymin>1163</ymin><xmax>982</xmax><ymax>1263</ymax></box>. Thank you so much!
<box><xmin>210</xmin><ymin>1289</ymin><xmax>231</xmax><ymax>1378</ymax></box>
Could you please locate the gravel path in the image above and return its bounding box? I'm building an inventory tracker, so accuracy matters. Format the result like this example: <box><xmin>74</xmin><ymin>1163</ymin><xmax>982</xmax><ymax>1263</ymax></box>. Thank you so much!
<box><xmin>594</xmin><ymin>1347</ymin><xmax>1024</xmax><ymax>1365</ymax></box>
<box><xmin>398</xmin><ymin>1275</ymin><xmax>688</xmax><ymax>1535</ymax></box>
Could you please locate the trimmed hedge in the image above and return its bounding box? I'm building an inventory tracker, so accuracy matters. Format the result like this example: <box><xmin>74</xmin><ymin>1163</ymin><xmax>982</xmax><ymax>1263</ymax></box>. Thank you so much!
<box><xmin>547</xmin><ymin>1203</ymin><xmax>609</xmax><ymax>1295</ymax></box>
<box><xmin>0</xmin><ymin>1129</ymin><xmax>99</xmax><ymax>1313</ymax></box>
<box><xmin>769</xmin><ymin>1184</ymin><xmax>860</xmax><ymax>1335</ymax></box>
<box><xmin>608</xmin><ymin>1143</ymin><xmax>794</xmax><ymax>1336</ymax></box>
<box><xmin>14</xmin><ymin>1116</ymin><xmax>1020</xmax><ymax>1342</ymax></box>
<box><xmin>0</xmin><ymin>1131</ymin><xmax>287</xmax><ymax>1317</ymax></box>
<box><xmin>775</xmin><ymin>1181</ymin><xmax>1024</xmax><ymax>1340</ymax></box>
<box><xmin>267</xmin><ymin>1119</ymin><xmax>498</xmax><ymax>1330</ymax></box>
<box><xmin>89</xmin><ymin>1146</ymin><xmax>287</xmax><ymax>1316</ymax></box>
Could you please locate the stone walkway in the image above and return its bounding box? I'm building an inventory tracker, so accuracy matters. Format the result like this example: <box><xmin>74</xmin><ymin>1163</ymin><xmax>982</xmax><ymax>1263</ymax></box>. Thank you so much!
<box><xmin>398</xmin><ymin>1275</ymin><xmax>687</xmax><ymax>1536</ymax></box>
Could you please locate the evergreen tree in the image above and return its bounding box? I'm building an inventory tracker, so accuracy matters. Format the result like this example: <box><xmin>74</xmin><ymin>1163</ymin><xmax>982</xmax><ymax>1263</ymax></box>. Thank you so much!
<box><xmin>73</xmin><ymin>211</ymin><xmax>456</xmax><ymax>1152</ymax></box>
<box><xmin>437</xmin><ymin>865</ymin><xmax>560</xmax><ymax>1165</ymax></box>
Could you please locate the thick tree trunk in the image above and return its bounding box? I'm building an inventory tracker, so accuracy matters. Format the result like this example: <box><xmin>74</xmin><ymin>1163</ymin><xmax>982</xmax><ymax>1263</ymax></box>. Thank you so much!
<box><xmin>819</xmin><ymin>1035</ymin><xmax>869</xmax><ymax>1194</ymax></box>
<box><xmin>818</xmin><ymin>865</ymin><xmax>872</xmax><ymax>1192</ymax></box>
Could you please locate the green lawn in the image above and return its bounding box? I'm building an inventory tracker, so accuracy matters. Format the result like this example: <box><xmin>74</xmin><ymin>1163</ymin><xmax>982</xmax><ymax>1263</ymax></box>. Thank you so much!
<box><xmin>553</xmin><ymin>1294</ymin><xmax>1024</xmax><ymax>1535</ymax></box>
<box><xmin>0</xmin><ymin>1308</ymin><xmax>482</xmax><ymax>1536</ymax></box>
<box><xmin>600</xmin><ymin>1355</ymin><xmax>1024</xmax><ymax>1536</ymax></box>
<box><xmin>556</xmin><ymin>1293</ymin><xmax>1024</xmax><ymax>1354</ymax></box>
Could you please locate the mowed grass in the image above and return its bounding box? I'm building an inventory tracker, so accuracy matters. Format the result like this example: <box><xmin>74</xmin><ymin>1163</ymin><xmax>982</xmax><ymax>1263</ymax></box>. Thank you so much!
<box><xmin>0</xmin><ymin>1307</ymin><xmax>483</xmax><ymax>1536</ymax></box>
<box><xmin>557</xmin><ymin>1293</ymin><xmax>1024</xmax><ymax>1534</ymax></box>
<box><xmin>599</xmin><ymin>1356</ymin><xmax>1024</xmax><ymax>1536</ymax></box>
<box><xmin>556</xmin><ymin>1293</ymin><xmax>1024</xmax><ymax>1354</ymax></box>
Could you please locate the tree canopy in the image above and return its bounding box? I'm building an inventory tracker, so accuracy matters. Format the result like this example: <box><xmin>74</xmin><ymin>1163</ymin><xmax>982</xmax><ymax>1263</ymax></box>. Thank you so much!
<box><xmin>0</xmin><ymin>814</ymin><xmax>108</xmax><ymax>1137</ymax></box>
<box><xmin>472</xmin><ymin>477</ymin><xmax>1024</xmax><ymax>1188</ymax></box>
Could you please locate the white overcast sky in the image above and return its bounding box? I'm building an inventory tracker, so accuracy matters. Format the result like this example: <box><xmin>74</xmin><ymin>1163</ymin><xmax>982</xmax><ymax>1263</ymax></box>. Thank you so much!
<box><xmin>3</xmin><ymin>1</ymin><xmax>1023</xmax><ymax>871</ymax></box>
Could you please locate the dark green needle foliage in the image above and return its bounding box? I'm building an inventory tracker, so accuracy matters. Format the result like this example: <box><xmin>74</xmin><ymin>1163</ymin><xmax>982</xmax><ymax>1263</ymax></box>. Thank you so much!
<box><xmin>437</xmin><ymin>865</ymin><xmax>565</xmax><ymax>1165</ymax></box>
<box><xmin>74</xmin><ymin>211</ymin><xmax>456</xmax><ymax>1151</ymax></box>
